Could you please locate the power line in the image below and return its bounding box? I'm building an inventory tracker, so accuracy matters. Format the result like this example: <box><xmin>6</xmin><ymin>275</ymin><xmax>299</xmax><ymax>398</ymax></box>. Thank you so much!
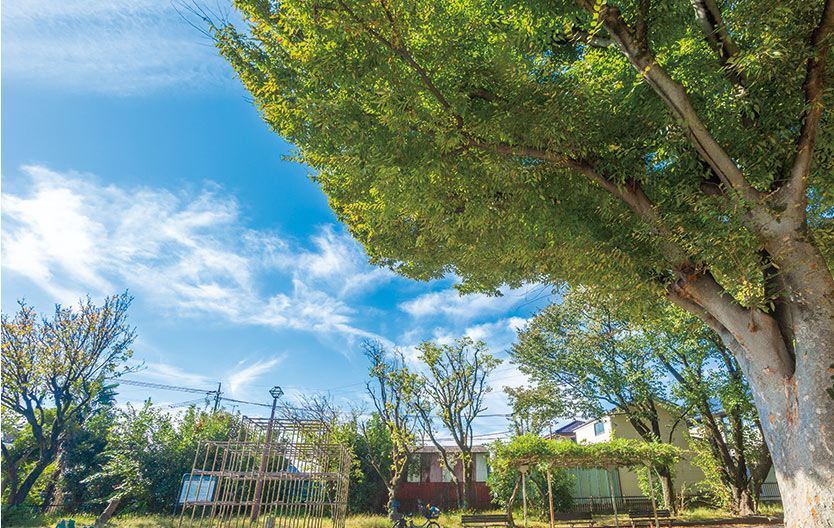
<box><xmin>113</xmin><ymin>378</ymin><xmax>219</xmax><ymax>395</ymax></box>
<box><xmin>154</xmin><ymin>397</ymin><xmax>211</xmax><ymax>409</ymax></box>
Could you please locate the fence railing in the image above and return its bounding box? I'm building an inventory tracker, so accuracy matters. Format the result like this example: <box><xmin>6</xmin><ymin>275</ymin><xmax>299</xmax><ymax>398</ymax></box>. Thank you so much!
<box><xmin>760</xmin><ymin>482</ymin><xmax>781</xmax><ymax>501</ymax></box>
<box><xmin>569</xmin><ymin>496</ymin><xmax>652</xmax><ymax>514</ymax></box>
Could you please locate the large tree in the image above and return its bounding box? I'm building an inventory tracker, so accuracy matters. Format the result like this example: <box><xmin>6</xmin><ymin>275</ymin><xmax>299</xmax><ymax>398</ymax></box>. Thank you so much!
<box><xmin>214</xmin><ymin>1</ymin><xmax>834</xmax><ymax>525</ymax></box>
<box><xmin>414</xmin><ymin>337</ymin><xmax>499</xmax><ymax>510</ymax></box>
<box><xmin>1</xmin><ymin>294</ymin><xmax>135</xmax><ymax>507</ymax></box>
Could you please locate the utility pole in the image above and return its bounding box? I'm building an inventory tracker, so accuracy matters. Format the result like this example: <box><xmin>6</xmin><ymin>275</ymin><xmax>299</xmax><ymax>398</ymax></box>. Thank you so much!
<box><xmin>251</xmin><ymin>386</ymin><xmax>283</xmax><ymax>523</ymax></box>
<box><xmin>213</xmin><ymin>383</ymin><xmax>222</xmax><ymax>412</ymax></box>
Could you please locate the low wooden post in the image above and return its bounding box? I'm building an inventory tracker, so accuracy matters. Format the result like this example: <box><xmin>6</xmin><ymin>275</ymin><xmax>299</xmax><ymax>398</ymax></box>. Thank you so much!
<box><xmin>546</xmin><ymin>467</ymin><xmax>555</xmax><ymax>528</ymax></box>
<box><xmin>646</xmin><ymin>465</ymin><xmax>659</xmax><ymax>528</ymax></box>
<box><xmin>606</xmin><ymin>467</ymin><xmax>619</xmax><ymax>528</ymax></box>
<box><xmin>520</xmin><ymin>465</ymin><xmax>529</xmax><ymax>528</ymax></box>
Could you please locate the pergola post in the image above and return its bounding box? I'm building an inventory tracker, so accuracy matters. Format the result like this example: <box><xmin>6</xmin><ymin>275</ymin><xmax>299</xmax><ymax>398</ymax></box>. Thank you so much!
<box><xmin>605</xmin><ymin>467</ymin><xmax>619</xmax><ymax>528</ymax></box>
<box><xmin>646</xmin><ymin>465</ymin><xmax>659</xmax><ymax>528</ymax></box>
<box><xmin>520</xmin><ymin>465</ymin><xmax>529</xmax><ymax>528</ymax></box>
<box><xmin>546</xmin><ymin>467</ymin><xmax>555</xmax><ymax>528</ymax></box>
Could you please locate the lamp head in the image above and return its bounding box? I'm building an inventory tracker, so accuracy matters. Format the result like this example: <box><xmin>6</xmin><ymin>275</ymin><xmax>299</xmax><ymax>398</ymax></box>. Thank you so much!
<box><xmin>269</xmin><ymin>386</ymin><xmax>284</xmax><ymax>399</ymax></box>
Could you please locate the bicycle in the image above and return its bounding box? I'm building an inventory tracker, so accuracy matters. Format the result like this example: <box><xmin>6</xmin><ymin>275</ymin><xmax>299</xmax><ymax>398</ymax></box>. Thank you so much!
<box><xmin>390</xmin><ymin>500</ymin><xmax>441</xmax><ymax>528</ymax></box>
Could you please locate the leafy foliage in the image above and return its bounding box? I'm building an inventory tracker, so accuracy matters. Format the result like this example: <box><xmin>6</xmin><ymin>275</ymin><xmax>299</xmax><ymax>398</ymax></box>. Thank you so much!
<box><xmin>84</xmin><ymin>402</ymin><xmax>239</xmax><ymax>514</ymax></box>
<box><xmin>486</xmin><ymin>464</ymin><xmax>573</xmax><ymax>518</ymax></box>
<box><xmin>213</xmin><ymin>0</ymin><xmax>831</xmax><ymax>306</ymax></box>
<box><xmin>1</xmin><ymin>293</ymin><xmax>135</xmax><ymax>507</ymax></box>
<box><xmin>489</xmin><ymin>434</ymin><xmax>680</xmax><ymax>472</ymax></box>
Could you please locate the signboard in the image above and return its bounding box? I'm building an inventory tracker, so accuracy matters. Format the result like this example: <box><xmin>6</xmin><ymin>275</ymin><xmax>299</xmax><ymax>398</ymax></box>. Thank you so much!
<box><xmin>178</xmin><ymin>475</ymin><xmax>216</xmax><ymax>504</ymax></box>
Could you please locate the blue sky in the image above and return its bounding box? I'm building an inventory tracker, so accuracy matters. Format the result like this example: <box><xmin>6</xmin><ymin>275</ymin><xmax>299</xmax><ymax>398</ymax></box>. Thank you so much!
<box><xmin>2</xmin><ymin>0</ymin><xmax>557</xmax><ymax>439</ymax></box>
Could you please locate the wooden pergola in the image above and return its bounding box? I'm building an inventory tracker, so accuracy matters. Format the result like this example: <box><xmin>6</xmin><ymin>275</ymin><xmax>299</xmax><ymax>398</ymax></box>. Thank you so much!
<box><xmin>490</xmin><ymin>436</ymin><xmax>680</xmax><ymax>528</ymax></box>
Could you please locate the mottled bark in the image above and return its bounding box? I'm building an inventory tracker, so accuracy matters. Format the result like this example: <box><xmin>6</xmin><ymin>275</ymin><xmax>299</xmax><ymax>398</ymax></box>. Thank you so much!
<box><xmin>506</xmin><ymin>475</ymin><xmax>522</xmax><ymax>528</ymax></box>
<box><xmin>96</xmin><ymin>496</ymin><xmax>120</xmax><ymax>526</ymax></box>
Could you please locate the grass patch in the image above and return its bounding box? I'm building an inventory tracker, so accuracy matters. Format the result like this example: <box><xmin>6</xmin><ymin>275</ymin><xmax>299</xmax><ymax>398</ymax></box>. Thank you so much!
<box><xmin>4</xmin><ymin>505</ymin><xmax>784</xmax><ymax>528</ymax></box>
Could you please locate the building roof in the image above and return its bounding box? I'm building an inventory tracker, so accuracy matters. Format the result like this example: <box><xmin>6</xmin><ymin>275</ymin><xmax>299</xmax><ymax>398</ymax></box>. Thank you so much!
<box><xmin>543</xmin><ymin>419</ymin><xmax>589</xmax><ymax>439</ymax></box>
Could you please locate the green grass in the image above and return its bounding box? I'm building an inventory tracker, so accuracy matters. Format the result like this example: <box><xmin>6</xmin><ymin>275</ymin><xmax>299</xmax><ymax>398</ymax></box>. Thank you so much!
<box><xmin>4</xmin><ymin>505</ymin><xmax>785</xmax><ymax>528</ymax></box>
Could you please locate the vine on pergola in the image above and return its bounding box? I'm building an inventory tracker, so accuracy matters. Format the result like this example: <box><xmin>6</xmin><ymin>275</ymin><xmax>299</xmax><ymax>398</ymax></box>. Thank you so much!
<box><xmin>490</xmin><ymin>434</ymin><xmax>681</xmax><ymax>471</ymax></box>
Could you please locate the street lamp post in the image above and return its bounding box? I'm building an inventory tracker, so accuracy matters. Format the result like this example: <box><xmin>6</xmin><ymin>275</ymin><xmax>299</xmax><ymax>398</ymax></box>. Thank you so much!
<box><xmin>251</xmin><ymin>386</ymin><xmax>283</xmax><ymax>523</ymax></box>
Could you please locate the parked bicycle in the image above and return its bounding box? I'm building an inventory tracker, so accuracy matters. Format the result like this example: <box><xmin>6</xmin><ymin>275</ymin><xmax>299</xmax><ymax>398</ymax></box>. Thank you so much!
<box><xmin>390</xmin><ymin>500</ymin><xmax>441</xmax><ymax>528</ymax></box>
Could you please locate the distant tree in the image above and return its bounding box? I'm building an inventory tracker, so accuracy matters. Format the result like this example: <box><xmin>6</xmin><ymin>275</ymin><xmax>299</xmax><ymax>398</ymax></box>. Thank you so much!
<box><xmin>511</xmin><ymin>292</ymin><xmax>679</xmax><ymax>509</ymax></box>
<box><xmin>647</xmin><ymin>308</ymin><xmax>771</xmax><ymax>514</ymax></box>
<box><xmin>1</xmin><ymin>293</ymin><xmax>135</xmax><ymax>507</ymax></box>
<box><xmin>504</xmin><ymin>386</ymin><xmax>562</xmax><ymax>437</ymax></box>
<box><xmin>414</xmin><ymin>337</ymin><xmax>500</xmax><ymax>510</ymax></box>
<box><xmin>214</xmin><ymin>1</ymin><xmax>834</xmax><ymax>524</ymax></box>
<box><xmin>362</xmin><ymin>341</ymin><xmax>420</xmax><ymax>518</ymax></box>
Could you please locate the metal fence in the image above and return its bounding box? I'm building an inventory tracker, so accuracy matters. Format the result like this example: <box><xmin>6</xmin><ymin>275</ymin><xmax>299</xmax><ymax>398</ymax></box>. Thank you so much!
<box><xmin>178</xmin><ymin>416</ymin><xmax>351</xmax><ymax>528</ymax></box>
<box><xmin>569</xmin><ymin>496</ymin><xmax>652</xmax><ymax>514</ymax></box>
<box><xmin>760</xmin><ymin>482</ymin><xmax>781</xmax><ymax>501</ymax></box>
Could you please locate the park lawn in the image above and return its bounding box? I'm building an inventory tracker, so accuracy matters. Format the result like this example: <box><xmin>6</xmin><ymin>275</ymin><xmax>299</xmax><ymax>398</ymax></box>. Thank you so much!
<box><xmin>7</xmin><ymin>505</ymin><xmax>784</xmax><ymax>528</ymax></box>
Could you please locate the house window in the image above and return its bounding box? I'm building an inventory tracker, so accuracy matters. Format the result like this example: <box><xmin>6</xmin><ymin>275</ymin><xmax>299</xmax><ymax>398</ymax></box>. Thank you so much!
<box><xmin>441</xmin><ymin>463</ymin><xmax>454</xmax><ymax>482</ymax></box>
<box><xmin>594</xmin><ymin>421</ymin><xmax>605</xmax><ymax>435</ymax></box>
<box><xmin>407</xmin><ymin>455</ymin><xmax>421</xmax><ymax>483</ymax></box>
<box><xmin>475</xmin><ymin>453</ymin><xmax>488</xmax><ymax>482</ymax></box>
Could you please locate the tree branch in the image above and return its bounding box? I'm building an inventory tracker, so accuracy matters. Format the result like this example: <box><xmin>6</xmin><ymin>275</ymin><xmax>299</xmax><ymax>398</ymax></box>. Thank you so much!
<box><xmin>578</xmin><ymin>2</ymin><xmax>763</xmax><ymax>206</ymax></box>
<box><xmin>670</xmin><ymin>269</ymin><xmax>794</xmax><ymax>379</ymax></box>
<box><xmin>777</xmin><ymin>0</ymin><xmax>834</xmax><ymax>225</ymax></box>
<box><xmin>688</xmin><ymin>0</ymin><xmax>745</xmax><ymax>88</ymax></box>
<box><xmin>335</xmin><ymin>0</ymin><xmax>464</xmax><ymax>128</ymax></box>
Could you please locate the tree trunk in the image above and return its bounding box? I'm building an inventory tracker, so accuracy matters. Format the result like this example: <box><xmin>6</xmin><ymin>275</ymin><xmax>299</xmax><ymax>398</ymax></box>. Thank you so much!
<box><xmin>670</xmin><ymin>224</ymin><xmax>834</xmax><ymax>527</ymax></box>
<box><xmin>507</xmin><ymin>475</ymin><xmax>522</xmax><ymax>528</ymax></box>
<box><xmin>387</xmin><ymin>480</ymin><xmax>403</xmax><ymax>520</ymax></box>
<box><xmin>655</xmin><ymin>465</ymin><xmax>677</xmax><ymax>513</ymax></box>
<box><xmin>461</xmin><ymin>458</ymin><xmax>473</xmax><ymax>511</ymax></box>
<box><xmin>733</xmin><ymin>487</ymin><xmax>756</xmax><ymax>517</ymax></box>
<box><xmin>96</xmin><ymin>496</ymin><xmax>120</xmax><ymax>526</ymax></box>
<box><xmin>720</xmin><ymin>326</ymin><xmax>834</xmax><ymax>528</ymax></box>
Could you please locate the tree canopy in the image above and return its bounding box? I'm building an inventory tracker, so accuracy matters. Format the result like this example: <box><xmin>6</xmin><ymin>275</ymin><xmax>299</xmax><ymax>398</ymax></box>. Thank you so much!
<box><xmin>215</xmin><ymin>0</ymin><xmax>831</xmax><ymax>303</ymax></box>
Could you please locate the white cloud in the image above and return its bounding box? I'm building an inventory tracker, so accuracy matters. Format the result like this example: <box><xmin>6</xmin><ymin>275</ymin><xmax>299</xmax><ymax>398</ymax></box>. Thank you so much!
<box><xmin>399</xmin><ymin>286</ymin><xmax>537</xmax><ymax>321</ymax></box>
<box><xmin>297</xmin><ymin>226</ymin><xmax>395</xmax><ymax>296</ymax></box>
<box><xmin>2</xmin><ymin>0</ymin><xmax>234</xmax><ymax>94</ymax></box>
<box><xmin>139</xmin><ymin>361</ymin><xmax>215</xmax><ymax>388</ymax></box>
<box><xmin>464</xmin><ymin>316</ymin><xmax>528</xmax><ymax>345</ymax></box>
<box><xmin>227</xmin><ymin>357</ymin><xmax>284</xmax><ymax>397</ymax></box>
<box><xmin>1</xmin><ymin>165</ymin><xmax>389</xmax><ymax>344</ymax></box>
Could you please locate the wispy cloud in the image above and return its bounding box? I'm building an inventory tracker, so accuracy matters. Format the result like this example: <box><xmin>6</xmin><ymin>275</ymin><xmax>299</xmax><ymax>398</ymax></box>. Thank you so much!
<box><xmin>227</xmin><ymin>357</ymin><xmax>284</xmax><ymax>397</ymax></box>
<box><xmin>2</xmin><ymin>0</ymin><xmax>233</xmax><ymax>94</ymax></box>
<box><xmin>1</xmin><ymin>165</ymin><xmax>389</xmax><ymax>344</ymax></box>
<box><xmin>139</xmin><ymin>361</ymin><xmax>215</xmax><ymax>388</ymax></box>
<box><xmin>399</xmin><ymin>286</ymin><xmax>535</xmax><ymax>321</ymax></box>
